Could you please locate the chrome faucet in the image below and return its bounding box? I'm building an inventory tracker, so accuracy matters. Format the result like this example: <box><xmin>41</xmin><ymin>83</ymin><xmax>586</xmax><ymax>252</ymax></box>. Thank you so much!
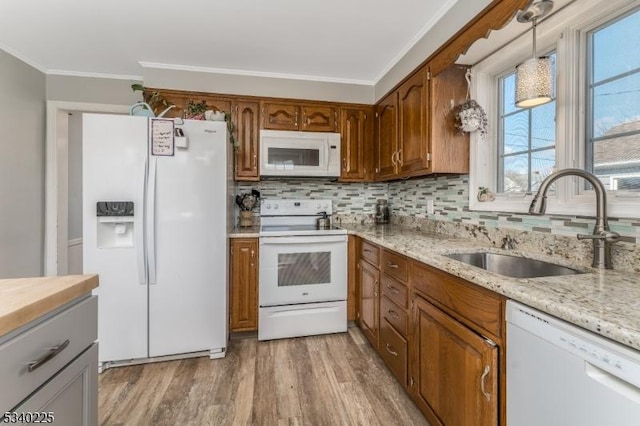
<box><xmin>528</xmin><ymin>168</ymin><xmax>620</xmax><ymax>269</ymax></box>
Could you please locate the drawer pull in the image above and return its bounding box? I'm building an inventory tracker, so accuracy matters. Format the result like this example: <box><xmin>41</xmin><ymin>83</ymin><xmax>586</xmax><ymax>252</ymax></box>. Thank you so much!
<box><xmin>387</xmin><ymin>309</ymin><xmax>399</xmax><ymax>319</ymax></box>
<box><xmin>480</xmin><ymin>365</ymin><xmax>491</xmax><ymax>401</ymax></box>
<box><xmin>28</xmin><ymin>339</ymin><xmax>70</xmax><ymax>373</ymax></box>
<box><xmin>386</xmin><ymin>262</ymin><xmax>399</xmax><ymax>269</ymax></box>
<box><xmin>385</xmin><ymin>344</ymin><xmax>398</xmax><ymax>357</ymax></box>
<box><xmin>363</xmin><ymin>249</ymin><xmax>373</xmax><ymax>253</ymax></box>
<box><xmin>386</xmin><ymin>285</ymin><xmax>399</xmax><ymax>294</ymax></box>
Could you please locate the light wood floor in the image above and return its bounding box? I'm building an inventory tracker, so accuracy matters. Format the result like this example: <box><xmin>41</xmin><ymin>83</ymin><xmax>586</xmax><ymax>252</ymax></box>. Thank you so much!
<box><xmin>98</xmin><ymin>326</ymin><xmax>428</xmax><ymax>426</ymax></box>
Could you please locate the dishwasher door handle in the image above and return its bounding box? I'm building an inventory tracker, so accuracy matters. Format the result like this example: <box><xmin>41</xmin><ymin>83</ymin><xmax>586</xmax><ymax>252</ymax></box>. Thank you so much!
<box><xmin>585</xmin><ymin>362</ymin><xmax>640</xmax><ymax>404</ymax></box>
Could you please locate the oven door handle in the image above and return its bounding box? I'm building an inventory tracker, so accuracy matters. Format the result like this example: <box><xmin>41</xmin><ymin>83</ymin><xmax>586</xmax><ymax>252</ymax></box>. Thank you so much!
<box><xmin>260</xmin><ymin>235</ymin><xmax>346</xmax><ymax>245</ymax></box>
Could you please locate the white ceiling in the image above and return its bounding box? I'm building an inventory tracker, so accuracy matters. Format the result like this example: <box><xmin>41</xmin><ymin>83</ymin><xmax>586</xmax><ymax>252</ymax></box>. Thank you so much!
<box><xmin>0</xmin><ymin>0</ymin><xmax>460</xmax><ymax>85</ymax></box>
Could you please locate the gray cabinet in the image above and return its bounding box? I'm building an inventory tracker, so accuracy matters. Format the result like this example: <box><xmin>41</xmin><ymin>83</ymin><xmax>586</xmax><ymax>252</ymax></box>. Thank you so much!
<box><xmin>14</xmin><ymin>344</ymin><xmax>98</xmax><ymax>426</ymax></box>
<box><xmin>0</xmin><ymin>296</ymin><xmax>98</xmax><ymax>425</ymax></box>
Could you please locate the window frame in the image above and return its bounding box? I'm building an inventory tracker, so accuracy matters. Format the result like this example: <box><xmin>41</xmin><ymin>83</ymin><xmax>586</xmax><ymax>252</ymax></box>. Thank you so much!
<box><xmin>468</xmin><ymin>0</ymin><xmax>640</xmax><ymax>218</ymax></box>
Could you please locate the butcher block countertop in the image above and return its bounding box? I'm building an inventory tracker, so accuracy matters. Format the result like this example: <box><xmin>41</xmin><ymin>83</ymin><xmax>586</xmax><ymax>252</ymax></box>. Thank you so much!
<box><xmin>0</xmin><ymin>274</ymin><xmax>98</xmax><ymax>338</ymax></box>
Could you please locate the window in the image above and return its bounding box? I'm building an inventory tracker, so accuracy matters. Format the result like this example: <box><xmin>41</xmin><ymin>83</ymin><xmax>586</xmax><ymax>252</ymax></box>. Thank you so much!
<box><xmin>468</xmin><ymin>0</ymin><xmax>640</xmax><ymax>217</ymax></box>
<box><xmin>498</xmin><ymin>53</ymin><xmax>556</xmax><ymax>193</ymax></box>
<box><xmin>586</xmin><ymin>9</ymin><xmax>640</xmax><ymax>191</ymax></box>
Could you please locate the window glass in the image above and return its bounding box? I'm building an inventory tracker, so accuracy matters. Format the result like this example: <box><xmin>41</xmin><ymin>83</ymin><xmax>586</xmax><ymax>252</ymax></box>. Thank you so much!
<box><xmin>588</xmin><ymin>8</ymin><xmax>640</xmax><ymax>191</ymax></box>
<box><xmin>498</xmin><ymin>53</ymin><xmax>557</xmax><ymax>193</ymax></box>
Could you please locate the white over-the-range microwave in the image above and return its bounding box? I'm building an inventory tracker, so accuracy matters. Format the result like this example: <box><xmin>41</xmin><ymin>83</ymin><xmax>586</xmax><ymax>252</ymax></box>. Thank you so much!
<box><xmin>259</xmin><ymin>130</ymin><xmax>341</xmax><ymax>177</ymax></box>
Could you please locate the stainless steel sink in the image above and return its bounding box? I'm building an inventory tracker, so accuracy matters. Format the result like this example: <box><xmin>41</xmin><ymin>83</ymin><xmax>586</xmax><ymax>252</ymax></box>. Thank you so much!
<box><xmin>444</xmin><ymin>252</ymin><xmax>585</xmax><ymax>278</ymax></box>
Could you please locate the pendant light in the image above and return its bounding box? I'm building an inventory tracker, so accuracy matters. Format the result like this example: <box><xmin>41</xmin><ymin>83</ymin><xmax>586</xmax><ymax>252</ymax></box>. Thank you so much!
<box><xmin>515</xmin><ymin>0</ymin><xmax>554</xmax><ymax>108</ymax></box>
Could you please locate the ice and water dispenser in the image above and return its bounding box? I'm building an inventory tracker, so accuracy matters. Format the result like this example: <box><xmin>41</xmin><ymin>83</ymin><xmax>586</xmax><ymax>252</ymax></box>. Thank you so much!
<box><xmin>96</xmin><ymin>201</ymin><xmax>135</xmax><ymax>248</ymax></box>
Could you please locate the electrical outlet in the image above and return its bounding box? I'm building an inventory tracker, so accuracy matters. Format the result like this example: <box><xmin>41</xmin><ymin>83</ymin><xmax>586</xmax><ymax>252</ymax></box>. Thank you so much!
<box><xmin>426</xmin><ymin>199</ymin><xmax>434</xmax><ymax>215</ymax></box>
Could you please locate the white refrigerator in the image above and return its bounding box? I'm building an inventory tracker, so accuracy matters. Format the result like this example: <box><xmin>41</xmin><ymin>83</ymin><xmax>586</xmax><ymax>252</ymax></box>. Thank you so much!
<box><xmin>82</xmin><ymin>114</ymin><xmax>229</xmax><ymax>367</ymax></box>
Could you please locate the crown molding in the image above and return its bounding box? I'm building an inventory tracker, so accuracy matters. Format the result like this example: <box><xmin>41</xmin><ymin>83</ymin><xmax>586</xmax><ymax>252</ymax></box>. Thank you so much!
<box><xmin>138</xmin><ymin>61</ymin><xmax>375</xmax><ymax>86</ymax></box>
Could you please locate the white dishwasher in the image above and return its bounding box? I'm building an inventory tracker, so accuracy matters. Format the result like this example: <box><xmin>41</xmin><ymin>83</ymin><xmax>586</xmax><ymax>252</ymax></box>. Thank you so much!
<box><xmin>507</xmin><ymin>300</ymin><xmax>640</xmax><ymax>426</ymax></box>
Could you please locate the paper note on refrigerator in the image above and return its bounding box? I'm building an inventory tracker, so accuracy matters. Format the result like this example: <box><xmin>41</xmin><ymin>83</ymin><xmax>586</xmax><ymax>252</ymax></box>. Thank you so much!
<box><xmin>151</xmin><ymin>119</ymin><xmax>175</xmax><ymax>156</ymax></box>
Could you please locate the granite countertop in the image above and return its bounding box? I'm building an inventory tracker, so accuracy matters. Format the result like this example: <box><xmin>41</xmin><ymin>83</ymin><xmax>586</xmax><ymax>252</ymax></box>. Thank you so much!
<box><xmin>0</xmin><ymin>274</ymin><xmax>99</xmax><ymax>338</ymax></box>
<box><xmin>342</xmin><ymin>224</ymin><xmax>640</xmax><ymax>352</ymax></box>
<box><xmin>229</xmin><ymin>226</ymin><xmax>260</xmax><ymax>238</ymax></box>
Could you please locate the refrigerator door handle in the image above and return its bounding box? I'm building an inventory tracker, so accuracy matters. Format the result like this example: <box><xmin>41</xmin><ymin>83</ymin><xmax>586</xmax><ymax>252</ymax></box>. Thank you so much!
<box><xmin>147</xmin><ymin>157</ymin><xmax>157</xmax><ymax>285</ymax></box>
<box><xmin>136</xmin><ymin>155</ymin><xmax>147</xmax><ymax>285</ymax></box>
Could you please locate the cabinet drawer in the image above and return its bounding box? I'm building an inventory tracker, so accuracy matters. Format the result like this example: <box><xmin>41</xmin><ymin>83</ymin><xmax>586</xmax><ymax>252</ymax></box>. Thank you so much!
<box><xmin>381</xmin><ymin>274</ymin><xmax>408</xmax><ymax>309</ymax></box>
<box><xmin>360</xmin><ymin>240</ymin><xmax>379</xmax><ymax>267</ymax></box>
<box><xmin>381</xmin><ymin>295</ymin><xmax>407</xmax><ymax>337</ymax></box>
<box><xmin>411</xmin><ymin>261</ymin><xmax>503</xmax><ymax>339</ymax></box>
<box><xmin>379</xmin><ymin>319</ymin><xmax>408</xmax><ymax>387</ymax></box>
<box><xmin>0</xmin><ymin>296</ymin><xmax>97</xmax><ymax>411</ymax></box>
<box><xmin>381</xmin><ymin>250</ymin><xmax>408</xmax><ymax>283</ymax></box>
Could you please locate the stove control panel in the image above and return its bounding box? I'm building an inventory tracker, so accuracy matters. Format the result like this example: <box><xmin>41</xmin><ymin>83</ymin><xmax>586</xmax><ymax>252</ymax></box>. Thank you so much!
<box><xmin>260</xmin><ymin>199</ymin><xmax>332</xmax><ymax>216</ymax></box>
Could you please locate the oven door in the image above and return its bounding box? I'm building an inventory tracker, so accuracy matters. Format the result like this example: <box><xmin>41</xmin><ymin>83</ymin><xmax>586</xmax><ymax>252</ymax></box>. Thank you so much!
<box><xmin>259</xmin><ymin>235</ymin><xmax>347</xmax><ymax>306</ymax></box>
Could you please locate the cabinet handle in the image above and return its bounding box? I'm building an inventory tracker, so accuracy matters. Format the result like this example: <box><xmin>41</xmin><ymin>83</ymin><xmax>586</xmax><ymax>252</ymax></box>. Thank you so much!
<box><xmin>391</xmin><ymin>151</ymin><xmax>398</xmax><ymax>166</ymax></box>
<box><xmin>343</xmin><ymin>157</ymin><xmax>347</xmax><ymax>171</ymax></box>
<box><xmin>480</xmin><ymin>365</ymin><xmax>491</xmax><ymax>401</ymax></box>
<box><xmin>28</xmin><ymin>339</ymin><xmax>70</xmax><ymax>372</ymax></box>
<box><xmin>385</xmin><ymin>344</ymin><xmax>398</xmax><ymax>357</ymax></box>
<box><xmin>386</xmin><ymin>284</ymin><xmax>399</xmax><ymax>294</ymax></box>
<box><xmin>295</xmin><ymin>111</ymin><xmax>299</xmax><ymax>127</ymax></box>
<box><xmin>251</xmin><ymin>249</ymin><xmax>255</xmax><ymax>259</ymax></box>
<box><xmin>363</xmin><ymin>249</ymin><xmax>373</xmax><ymax>253</ymax></box>
<box><xmin>253</xmin><ymin>154</ymin><xmax>257</xmax><ymax>169</ymax></box>
<box><xmin>387</xmin><ymin>309</ymin><xmax>399</xmax><ymax>319</ymax></box>
<box><xmin>386</xmin><ymin>262</ymin><xmax>399</xmax><ymax>269</ymax></box>
<box><xmin>374</xmin><ymin>281</ymin><xmax>379</xmax><ymax>296</ymax></box>
<box><xmin>398</xmin><ymin>149</ymin><xmax>403</xmax><ymax>165</ymax></box>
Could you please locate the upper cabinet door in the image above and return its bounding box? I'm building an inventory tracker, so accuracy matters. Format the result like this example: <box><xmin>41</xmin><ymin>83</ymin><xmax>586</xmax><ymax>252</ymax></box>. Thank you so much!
<box><xmin>340</xmin><ymin>108</ymin><xmax>369</xmax><ymax>181</ymax></box>
<box><xmin>301</xmin><ymin>105</ymin><xmax>337</xmax><ymax>132</ymax></box>
<box><xmin>262</xmin><ymin>103</ymin><xmax>300</xmax><ymax>130</ymax></box>
<box><xmin>234</xmin><ymin>101</ymin><xmax>260</xmax><ymax>181</ymax></box>
<box><xmin>375</xmin><ymin>93</ymin><xmax>399</xmax><ymax>181</ymax></box>
<box><xmin>398</xmin><ymin>69</ymin><xmax>429</xmax><ymax>176</ymax></box>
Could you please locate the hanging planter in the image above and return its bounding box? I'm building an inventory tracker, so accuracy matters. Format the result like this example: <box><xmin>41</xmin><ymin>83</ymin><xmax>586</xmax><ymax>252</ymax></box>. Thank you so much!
<box><xmin>454</xmin><ymin>70</ymin><xmax>488</xmax><ymax>139</ymax></box>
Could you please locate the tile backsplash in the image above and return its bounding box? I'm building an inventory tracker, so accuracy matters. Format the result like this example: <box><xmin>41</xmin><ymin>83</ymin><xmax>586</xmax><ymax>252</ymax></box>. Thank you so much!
<box><xmin>237</xmin><ymin>175</ymin><xmax>640</xmax><ymax>242</ymax></box>
<box><xmin>236</xmin><ymin>179</ymin><xmax>388</xmax><ymax>224</ymax></box>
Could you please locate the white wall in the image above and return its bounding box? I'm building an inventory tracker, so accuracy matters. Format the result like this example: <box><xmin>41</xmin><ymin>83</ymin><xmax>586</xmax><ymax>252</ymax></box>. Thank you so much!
<box><xmin>374</xmin><ymin>0</ymin><xmax>492</xmax><ymax>100</ymax></box>
<box><xmin>0</xmin><ymin>49</ymin><xmax>46</xmax><ymax>278</ymax></box>
<box><xmin>142</xmin><ymin>67</ymin><xmax>375</xmax><ymax>104</ymax></box>
<box><xmin>46</xmin><ymin>74</ymin><xmax>142</xmax><ymax>105</ymax></box>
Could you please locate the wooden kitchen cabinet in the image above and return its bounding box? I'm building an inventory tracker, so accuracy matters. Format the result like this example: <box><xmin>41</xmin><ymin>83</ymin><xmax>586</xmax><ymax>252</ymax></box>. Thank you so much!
<box><xmin>347</xmin><ymin>235</ymin><xmax>359</xmax><ymax>321</ymax></box>
<box><xmin>262</xmin><ymin>102</ymin><xmax>299</xmax><ymax>131</ymax></box>
<box><xmin>409</xmin><ymin>260</ymin><xmax>504</xmax><ymax>426</ymax></box>
<box><xmin>375</xmin><ymin>93</ymin><xmax>399</xmax><ymax>180</ymax></box>
<box><xmin>359</xmin><ymin>259</ymin><xmax>379</xmax><ymax>348</ymax></box>
<box><xmin>411</xmin><ymin>296</ymin><xmax>498</xmax><ymax>426</ymax></box>
<box><xmin>340</xmin><ymin>107</ymin><xmax>372</xmax><ymax>181</ymax></box>
<box><xmin>359</xmin><ymin>258</ymin><xmax>379</xmax><ymax>349</ymax></box>
<box><xmin>233</xmin><ymin>100</ymin><xmax>260</xmax><ymax>181</ymax></box>
<box><xmin>398</xmin><ymin>69</ymin><xmax>429</xmax><ymax>175</ymax></box>
<box><xmin>428</xmin><ymin>64</ymin><xmax>471</xmax><ymax>174</ymax></box>
<box><xmin>374</xmin><ymin>64</ymin><xmax>469</xmax><ymax>181</ymax></box>
<box><xmin>229</xmin><ymin>238</ymin><xmax>258</xmax><ymax>331</ymax></box>
<box><xmin>301</xmin><ymin>105</ymin><xmax>337</xmax><ymax>132</ymax></box>
<box><xmin>262</xmin><ymin>102</ymin><xmax>338</xmax><ymax>132</ymax></box>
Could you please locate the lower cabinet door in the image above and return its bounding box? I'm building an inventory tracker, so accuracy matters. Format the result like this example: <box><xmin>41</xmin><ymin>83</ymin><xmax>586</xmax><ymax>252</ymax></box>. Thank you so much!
<box><xmin>379</xmin><ymin>319</ymin><xmax>408</xmax><ymax>387</ymax></box>
<box><xmin>412</xmin><ymin>297</ymin><xmax>498</xmax><ymax>426</ymax></box>
<box><xmin>13</xmin><ymin>343</ymin><xmax>98</xmax><ymax>426</ymax></box>
<box><xmin>359</xmin><ymin>260</ymin><xmax>379</xmax><ymax>348</ymax></box>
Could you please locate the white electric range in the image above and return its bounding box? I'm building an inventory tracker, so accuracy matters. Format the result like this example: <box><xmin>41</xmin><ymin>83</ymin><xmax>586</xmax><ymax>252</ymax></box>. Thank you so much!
<box><xmin>258</xmin><ymin>199</ymin><xmax>347</xmax><ymax>341</ymax></box>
